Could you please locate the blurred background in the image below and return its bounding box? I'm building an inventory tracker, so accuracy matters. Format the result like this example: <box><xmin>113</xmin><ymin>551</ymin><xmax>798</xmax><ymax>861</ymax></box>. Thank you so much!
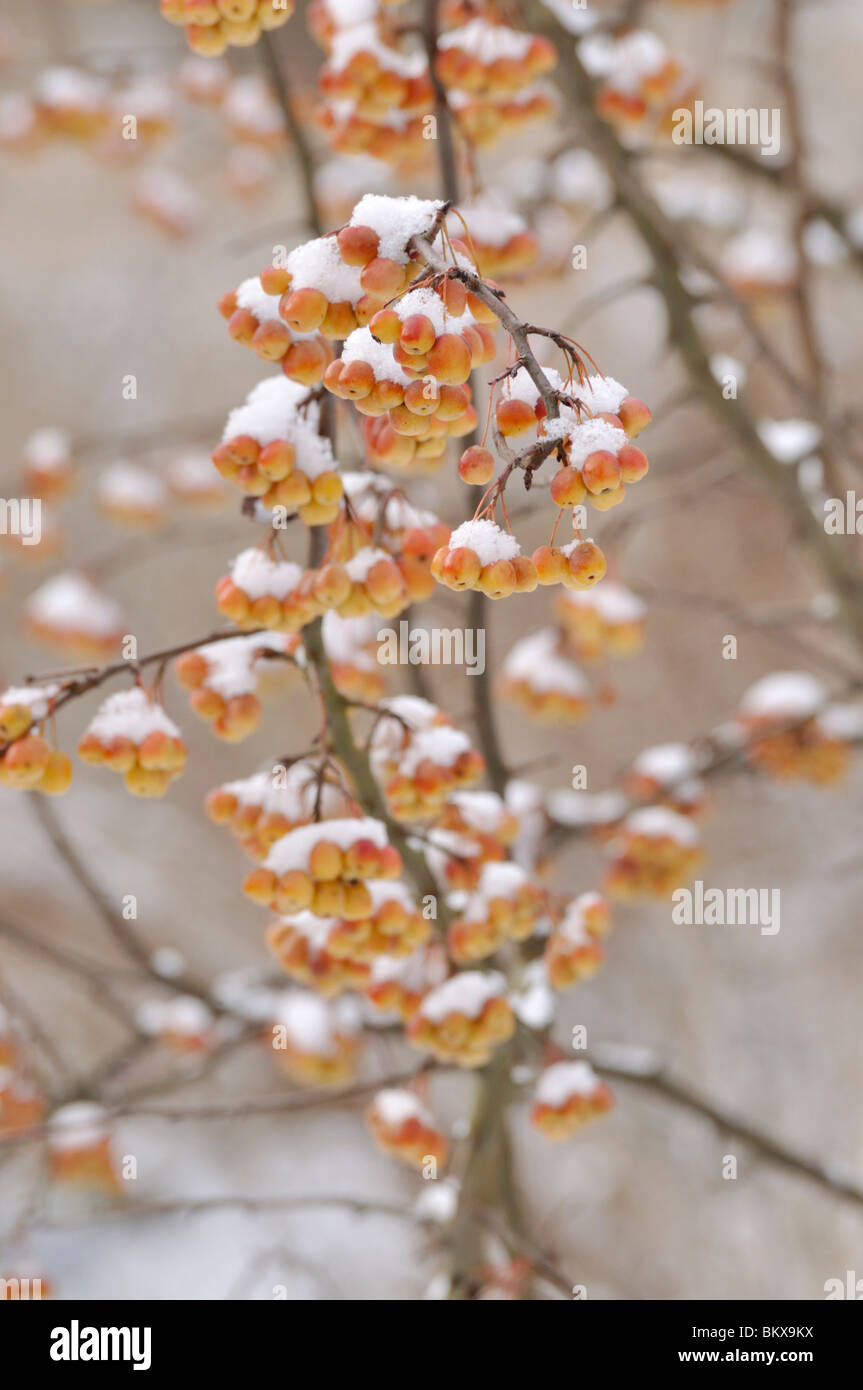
<box><xmin>1</xmin><ymin>0</ymin><xmax>862</xmax><ymax>1299</ymax></box>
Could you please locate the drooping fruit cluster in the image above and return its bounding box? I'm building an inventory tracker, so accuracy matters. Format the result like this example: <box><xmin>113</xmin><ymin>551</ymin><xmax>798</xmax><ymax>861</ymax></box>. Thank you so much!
<box><xmin>77</xmin><ymin>688</ymin><xmax>187</xmax><ymax>797</ymax></box>
<box><xmin>499</xmin><ymin>628</ymin><xmax>590</xmax><ymax>723</ymax></box>
<box><xmin>97</xmin><ymin>461</ymin><xmax>168</xmax><ymax>529</ymax></box>
<box><xmin>219</xmin><ymin>277</ymin><xmax>333</xmax><ymax>384</ymax></box>
<box><xmin>368</xmin><ymin>695</ymin><xmax>485</xmax><ymax>820</ymax></box>
<box><xmin>0</xmin><ymin>1079</ymin><xmax>44</xmax><ymax>1136</ymax></box>
<box><xmin>432</xmin><ymin>518</ymin><xmax>537</xmax><ymax>598</ymax></box>
<box><xmin>407</xmin><ymin>970</ymin><xmax>515</xmax><ymax>1068</ymax></box>
<box><xmin>735</xmin><ymin>671</ymin><xmax>863</xmax><ymax>786</ymax></box>
<box><xmin>0</xmin><ymin>68</ymin><xmax>110</xmax><ymax>149</ymax></box>
<box><xmin>327</xmin><ymin>281</ymin><xmax>494</xmax><ymax>472</ymax></box>
<box><xmin>243</xmin><ymin>816</ymin><xmax>402</xmax><ymax>916</ymax></box>
<box><xmin>267</xmin><ymin>879</ymin><xmax>429</xmax><ymax>994</ymax></box>
<box><xmin>205</xmin><ymin>759</ymin><xmax>349</xmax><ymax>859</ymax></box>
<box><xmin>320</xmin><ymin>611</ymin><xmax>387</xmax><ymax>702</ymax></box>
<box><xmin>434</xmin><ymin>789</ymin><xmax>519</xmax><ymax>886</ymax></box>
<box><xmin>435</xmin><ymin>17</ymin><xmax>557</xmax><ymax>148</ymax></box>
<box><xmin>544</xmin><ymin>892</ymin><xmax>609</xmax><ymax>991</ymax></box>
<box><xmin>556</xmin><ymin>582</ymin><xmax>647</xmax><ymax>663</ymax></box>
<box><xmin>447</xmin><ymin>861</ymin><xmax>545</xmax><ymax>963</ymax></box>
<box><xmin>24</xmin><ymin>573</ymin><xmax>126</xmax><ymax>658</ymax></box>
<box><xmin>495</xmin><ymin>367</ymin><xmax>651</xmax><ymax>514</ymax></box>
<box><xmin>19</xmin><ymin>427</ymin><xmax>74</xmax><ymax>499</ymax></box>
<box><xmin>137</xmin><ymin>995</ymin><xmax>216</xmax><ymax>1053</ymax></box>
<box><xmin>310</xmin><ymin>5</ymin><xmax>432</xmax><ymax>165</ymax></box>
<box><xmin>175</xmin><ymin>632</ymin><xmax>296</xmax><ymax>740</ymax></box>
<box><xmin>133</xmin><ymin>167</ymin><xmax>201</xmax><ymax>238</ymax></box>
<box><xmin>530</xmin><ymin>1061</ymin><xmax>614</xmax><ymax>1140</ymax></box>
<box><xmin>364</xmin><ymin>943</ymin><xmax>449</xmax><ymax>1020</ymax></box>
<box><xmin>159</xmin><ymin>0</ymin><xmax>294</xmax><ymax>56</ymax></box>
<box><xmin>47</xmin><ymin>1103</ymin><xmax>120</xmax><ymax>1193</ymax></box>
<box><xmin>268</xmin><ymin>990</ymin><xmax>360</xmax><ymax>1086</ymax></box>
<box><xmin>604</xmin><ymin>806</ymin><xmax>703</xmax><ymax>899</ymax></box>
<box><xmin>0</xmin><ymin>684</ymin><xmax>72</xmax><ymax>795</ymax></box>
<box><xmin>719</xmin><ymin>229</ymin><xmax>799</xmax><ymax>301</ymax></box>
<box><xmin>213</xmin><ymin>377</ymin><xmax>342</xmax><ymax>521</ymax></box>
<box><xmin>623</xmin><ymin>742</ymin><xmax>707</xmax><ymax>818</ymax></box>
<box><xmin>367</xmin><ymin>1087</ymin><xmax>448</xmax><ymax>1169</ymax></box>
<box><xmin>335</xmin><ymin>474</ymin><xmax>450</xmax><ymax>604</ymax></box>
<box><xmin>447</xmin><ymin>195</ymin><xmax>538</xmax><ymax>278</ymax></box>
<box><xmin>580</xmin><ymin>27</ymin><xmax>694</xmax><ymax>138</ymax></box>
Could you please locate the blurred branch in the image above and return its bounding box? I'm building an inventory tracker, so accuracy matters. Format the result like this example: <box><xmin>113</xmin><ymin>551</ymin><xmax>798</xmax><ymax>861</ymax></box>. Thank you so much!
<box><xmin>0</xmin><ymin>1063</ymin><xmax>435</xmax><ymax>1152</ymax></box>
<box><xmin>590</xmin><ymin>1044</ymin><xmax>863</xmax><ymax>1212</ymax></box>
<box><xmin>545</xmin><ymin>33</ymin><xmax>863</xmax><ymax>658</ymax></box>
<box><xmin>260</xmin><ymin>32</ymin><xmax>324</xmax><ymax>237</ymax></box>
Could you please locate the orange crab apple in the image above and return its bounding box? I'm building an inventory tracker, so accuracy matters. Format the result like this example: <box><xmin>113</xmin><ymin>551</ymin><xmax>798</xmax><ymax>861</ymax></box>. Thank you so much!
<box><xmin>568</xmin><ymin>540</ymin><xmax>607</xmax><ymax>587</ymax></box>
<box><xmin>617</xmin><ymin>396</ymin><xmax>652</xmax><ymax>438</ymax></box>
<box><xmin>458</xmin><ymin>445</ymin><xmax>495</xmax><ymax>485</ymax></box>
<box><xmin>427</xmin><ymin>334</ymin><xmax>472</xmax><ymax>385</ymax></box>
<box><xmin>496</xmin><ymin>398</ymin><xmax>536</xmax><ymax>437</ymax></box>
<box><xmin>582</xmin><ymin>450</ymin><xmax>621</xmax><ymax>495</ymax></box>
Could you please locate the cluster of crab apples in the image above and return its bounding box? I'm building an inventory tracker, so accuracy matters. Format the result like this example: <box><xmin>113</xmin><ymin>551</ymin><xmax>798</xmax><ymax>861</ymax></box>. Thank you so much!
<box><xmin>0</xmin><ymin>686</ymin><xmax>72</xmax><ymax>795</ymax></box>
<box><xmin>243</xmin><ymin>817</ymin><xmax>403</xmax><ymax>918</ymax></box>
<box><xmin>447</xmin><ymin>862</ymin><xmax>545</xmax><ymax>964</ymax></box>
<box><xmin>174</xmin><ymin>632</ymin><xmax>296</xmax><ymax>741</ymax></box>
<box><xmin>159</xmin><ymin>0</ymin><xmax>293</xmax><ymax>56</ymax></box>
<box><xmin>369</xmin><ymin>696</ymin><xmax>486</xmax><ymax>822</ymax></box>
<box><xmin>215</xmin><ymin>541</ymin><xmax>425</xmax><ymax>633</ymax></box>
<box><xmin>432</xmin><ymin>518</ymin><xmax>607</xmax><ymax>601</ymax></box>
<box><xmin>736</xmin><ymin>672</ymin><xmax>862</xmax><ymax>787</ymax></box>
<box><xmin>530</xmin><ymin>1061</ymin><xmax>614</xmax><ymax>1141</ymax></box>
<box><xmin>77</xmin><ymin>689</ymin><xmax>187</xmax><ymax>798</ymax></box>
<box><xmin>267</xmin><ymin>879</ymin><xmax>430</xmax><ymax>994</ymax></box>
<box><xmin>406</xmin><ymin>970</ymin><xmax>516</xmax><ymax>1069</ymax></box>
<box><xmin>221</xmin><ymin>195</ymin><xmax>446</xmax><ymax>378</ymax></box>
<box><xmin>307</xmin><ymin>6</ymin><xmax>556</xmax><ymax>163</ymax></box>
<box><xmin>366</xmin><ymin>1088</ymin><xmax>448</xmax><ymax>1170</ymax></box>
<box><xmin>544</xmin><ymin>892</ymin><xmax>610</xmax><ymax>991</ymax></box>
<box><xmin>205</xmin><ymin>760</ymin><xmax>348</xmax><ymax>860</ymax></box>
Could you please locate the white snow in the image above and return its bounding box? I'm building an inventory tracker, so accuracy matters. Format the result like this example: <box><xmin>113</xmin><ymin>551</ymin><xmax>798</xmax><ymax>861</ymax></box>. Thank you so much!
<box><xmin>419</xmin><ymin>970</ymin><xmax>507</xmax><ymax>1023</ymax></box>
<box><xmin>631</xmin><ymin>742</ymin><xmax>698</xmax><ymax>786</ymax></box>
<box><xmin>98</xmin><ymin>462</ymin><xmax>167</xmax><ymax>511</ymax></box>
<box><xmin>22</xmin><ymin>427</ymin><xmax>70</xmax><ymax>472</ymax></box>
<box><xmin>447</xmin><ymin>518</ymin><xmax>520</xmax><ymax>566</ymax></box>
<box><xmin>26</xmin><ymin>573</ymin><xmax>124</xmax><ymax>637</ymax></box>
<box><xmin>263</xmin><ymin>817</ymin><xmax>389</xmax><ymax>875</ymax></box>
<box><xmin>535</xmin><ymin>1060</ymin><xmax>601</xmax><ymax>1107</ymax></box>
<box><xmin>48</xmin><ymin>1101</ymin><xmax>110</xmax><ymax>1151</ymax></box>
<box><xmin>438</xmin><ymin>19</ymin><xmax>533</xmax><ymax>63</ymax></box>
<box><xmin>622</xmin><ymin>806</ymin><xmax>701</xmax><ymax>847</ymax></box>
<box><xmin>371</xmin><ymin>1087</ymin><xmax>429</xmax><ymax>1128</ymax></box>
<box><xmin>720</xmin><ymin>228</ymin><xmax>798</xmax><ymax>284</ymax></box>
<box><xmin>229</xmin><ymin>548</ymin><xmax>304</xmax><ymax>601</ymax></box>
<box><xmin>350</xmin><ymin>194</ymin><xmax>443</xmax><ymax>264</ymax></box>
<box><xmin>757</xmin><ymin>418</ymin><xmax>821</xmax><ymax>464</ymax></box>
<box><xmin>738</xmin><ymin>670</ymin><xmax>826</xmax><ymax>720</ymax></box>
<box><xmin>502</xmin><ymin>629</ymin><xmax>588</xmax><ymax>697</ymax></box>
<box><xmin>269</xmin><ymin>990</ymin><xmax>359</xmax><ymax>1053</ymax></box>
<box><xmin>340</xmin><ymin>327</ymin><xmax>412</xmax><ymax>385</ymax></box>
<box><xmin>1</xmin><ymin>683</ymin><xmax>61</xmax><ymax>720</ymax></box>
<box><xmin>86</xmin><ymin>687</ymin><xmax>181</xmax><ymax>745</ymax></box>
<box><xmin>561</xmin><ymin>582</ymin><xmax>646</xmax><ymax>624</ymax></box>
